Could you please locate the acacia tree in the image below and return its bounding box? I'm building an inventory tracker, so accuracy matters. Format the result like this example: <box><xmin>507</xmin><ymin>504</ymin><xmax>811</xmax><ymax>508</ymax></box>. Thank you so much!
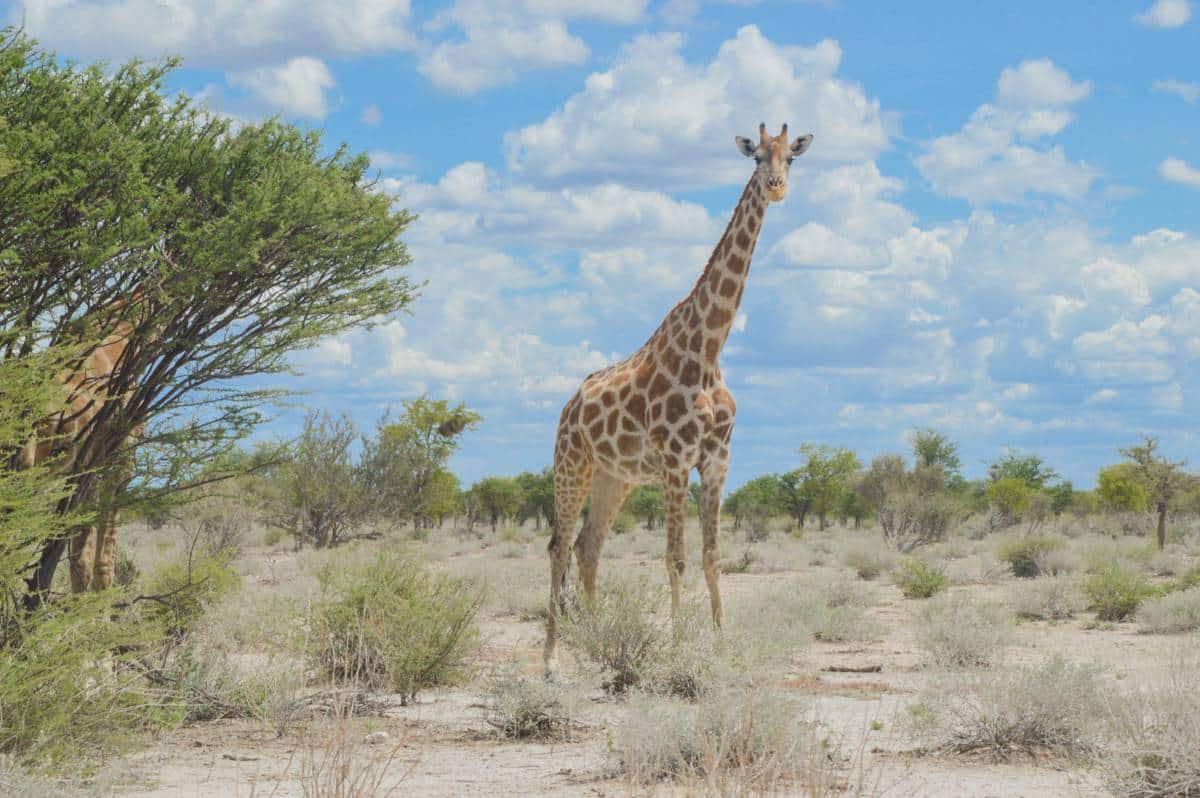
<box><xmin>357</xmin><ymin>398</ymin><xmax>480</xmax><ymax>529</ymax></box>
<box><xmin>515</xmin><ymin>468</ymin><xmax>554</xmax><ymax>530</ymax></box>
<box><xmin>0</xmin><ymin>33</ymin><xmax>417</xmax><ymax>604</ymax></box>
<box><xmin>627</xmin><ymin>485</ymin><xmax>665</xmax><ymax>530</ymax></box>
<box><xmin>796</xmin><ymin>444</ymin><xmax>860</xmax><ymax>530</ymax></box>
<box><xmin>1120</xmin><ymin>437</ymin><xmax>1190</xmax><ymax>551</ymax></box>
<box><xmin>471</xmin><ymin>477</ymin><xmax>523</xmax><ymax>533</ymax></box>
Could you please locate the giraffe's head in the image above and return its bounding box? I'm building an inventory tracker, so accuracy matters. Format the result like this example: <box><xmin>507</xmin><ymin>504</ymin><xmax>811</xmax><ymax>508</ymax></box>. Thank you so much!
<box><xmin>735</xmin><ymin>123</ymin><xmax>813</xmax><ymax>203</ymax></box>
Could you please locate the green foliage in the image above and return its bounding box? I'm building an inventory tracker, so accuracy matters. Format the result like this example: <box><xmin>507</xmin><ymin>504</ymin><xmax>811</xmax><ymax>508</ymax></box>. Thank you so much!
<box><xmin>988</xmin><ymin>451</ymin><xmax>1059</xmax><ymax>489</ymax></box>
<box><xmin>470</xmin><ymin>477</ymin><xmax>524</xmax><ymax>533</ymax></box>
<box><xmin>1084</xmin><ymin>565</ymin><xmax>1158</xmax><ymax>622</ymax></box>
<box><xmin>559</xmin><ymin>578</ymin><xmax>663</xmax><ymax>693</ymax></box>
<box><xmin>514</xmin><ymin>468</ymin><xmax>554</xmax><ymax>530</ymax></box>
<box><xmin>626</xmin><ymin>485</ymin><xmax>665</xmax><ymax>530</ymax></box>
<box><xmin>143</xmin><ymin>548</ymin><xmax>241</xmax><ymax>638</ymax></box>
<box><xmin>0</xmin><ymin>350</ymin><xmax>86</xmax><ymax>624</ymax></box>
<box><xmin>987</xmin><ymin>478</ymin><xmax>1031</xmax><ymax>523</ymax></box>
<box><xmin>910</xmin><ymin>428</ymin><xmax>963</xmax><ymax>482</ymax></box>
<box><xmin>1</xmin><ymin>30</ymin><xmax>416</xmax><ymax>594</ymax></box>
<box><xmin>792</xmin><ymin>443</ymin><xmax>861</xmax><ymax>530</ymax></box>
<box><xmin>358</xmin><ymin>398</ymin><xmax>480</xmax><ymax>528</ymax></box>
<box><xmin>0</xmin><ymin>595</ymin><xmax>156</xmax><ymax>768</ymax></box>
<box><xmin>725</xmin><ymin>475</ymin><xmax>782</xmax><ymax>541</ymax></box>
<box><xmin>896</xmin><ymin>558</ymin><xmax>948</xmax><ymax>599</ymax></box>
<box><xmin>860</xmin><ymin>453</ymin><xmax>957</xmax><ymax>551</ymax></box>
<box><xmin>273</xmin><ymin>411</ymin><xmax>366</xmax><ymax>548</ymax></box>
<box><xmin>996</xmin><ymin>534</ymin><xmax>1065</xmax><ymax>578</ymax></box>
<box><xmin>308</xmin><ymin>552</ymin><xmax>482</xmax><ymax>704</ymax></box>
<box><xmin>1097</xmin><ymin>463</ymin><xmax>1150</xmax><ymax>512</ymax></box>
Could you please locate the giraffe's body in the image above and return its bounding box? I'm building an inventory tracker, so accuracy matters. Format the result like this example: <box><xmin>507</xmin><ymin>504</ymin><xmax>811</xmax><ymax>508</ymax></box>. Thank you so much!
<box><xmin>20</xmin><ymin>299</ymin><xmax>142</xmax><ymax>592</ymax></box>
<box><xmin>545</xmin><ymin>124</ymin><xmax>813</xmax><ymax>674</ymax></box>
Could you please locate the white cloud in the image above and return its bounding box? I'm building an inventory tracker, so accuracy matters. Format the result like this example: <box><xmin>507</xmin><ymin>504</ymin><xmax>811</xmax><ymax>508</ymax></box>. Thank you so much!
<box><xmin>917</xmin><ymin>59</ymin><xmax>1096</xmax><ymax>206</ymax></box>
<box><xmin>419</xmin><ymin>20</ymin><xmax>588</xmax><ymax>94</ymax></box>
<box><xmin>17</xmin><ymin>0</ymin><xmax>416</xmax><ymax>66</ymax></box>
<box><xmin>1080</xmin><ymin>257</ymin><xmax>1152</xmax><ymax>309</ymax></box>
<box><xmin>997</xmin><ymin>59</ymin><xmax>1092</xmax><ymax>107</ymax></box>
<box><xmin>417</xmin><ymin>0</ymin><xmax>647</xmax><ymax>94</ymax></box>
<box><xmin>1087</xmin><ymin>388</ymin><xmax>1118</xmax><ymax>404</ymax></box>
<box><xmin>1159</xmin><ymin>157</ymin><xmax>1200</xmax><ymax>188</ymax></box>
<box><xmin>1134</xmin><ymin>0</ymin><xmax>1192</xmax><ymax>28</ymax></box>
<box><xmin>368</xmin><ymin>150</ymin><xmax>414</xmax><ymax>170</ymax></box>
<box><xmin>1073</xmin><ymin>315</ymin><xmax>1173</xmax><ymax>381</ymax></box>
<box><xmin>1152</xmin><ymin>78</ymin><xmax>1200</xmax><ymax>103</ymax></box>
<box><xmin>505</xmin><ymin>26</ymin><xmax>891</xmax><ymax>189</ymax></box>
<box><xmin>771</xmin><ymin>223</ymin><xmax>882</xmax><ymax>270</ymax></box>
<box><xmin>228</xmin><ymin>57</ymin><xmax>336</xmax><ymax>119</ymax></box>
<box><xmin>361</xmin><ymin>104</ymin><xmax>383</xmax><ymax>125</ymax></box>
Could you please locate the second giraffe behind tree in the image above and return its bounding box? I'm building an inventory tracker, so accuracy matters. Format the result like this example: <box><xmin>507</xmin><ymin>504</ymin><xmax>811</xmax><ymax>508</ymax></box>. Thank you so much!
<box><xmin>545</xmin><ymin>123</ymin><xmax>814</xmax><ymax>676</ymax></box>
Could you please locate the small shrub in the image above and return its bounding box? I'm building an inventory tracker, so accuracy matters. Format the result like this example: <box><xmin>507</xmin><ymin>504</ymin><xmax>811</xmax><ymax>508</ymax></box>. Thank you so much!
<box><xmin>916</xmin><ymin>595</ymin><xmax>1013</xmax><ymax>668</ymax></box>
<box><xmin>841</xmin><ymin>539</ymin><xmax>896</xmax><ymax>580</ymax></box>
<box><xmin>1102</xmin><ymin>652</ymin><xmax>1200</xmax><ymax>798</ymax></box>
<box><xmin>910</xmin><ymin>656</ymin><xmax>1105</xmax><ymax>759</ymax></box>
<box><xmin>143</xmin><ymin>548</ymin><xmax>241</xmax><ymax>638</ymax></box>
<box><xmin>1084</xmin><ymin>565</ymin><xmax>1158</xmax><ymax>622</ymax></box>
<box><xmin>0</xmin><ymin>596</ymin><xmax>155</xmax><ymax>768</ymax></box>
<box><xmin>1032</xmin><ymin>546</ymin><xmax>1081</xmax><ymax>576</ymax></box>
<box><xmin>1176</xmin><ymin>563</ymin><xmax>1200</xmax><ymax>591</ymax></box>
<box><xmin>308</xmin><ymin>552</ymin><xmax>482</xmax><ymax>704</ymax></box>
<box><xmin>996</xmin><ymin>534</ymin><xmax>1065</xmax><ymax>578</ymax></box>
<box><xmin>611</xmin><ymin>511</ymin><xmax>634</xmax><ymax>535</ymax></box>
<box><xmin>263</xmin><ymin>525</ymin><xmax>288</xmax><ymax>547</ymax></box>
<box><xmin>720</xmin><ymin>547</ymin><xmax>755</xmax><ymax>574</ymax></box>
<box><xmin>811</xmin><ymin>604</ymin><xmax>878</xmax><ymax>643</ymax></box>
<box><xmin>1137</xmin><ymin>588</ymin><xmax>1200</xmax><ymax>634</ymax></box>
<box><xmin>560</xmin><ymin>578</ymin><xmax>664</xmax><ymax>693</ymax></box>
<box><xmin>114</xmin><ymin>548</ymin><xmax>140</xmax><ymax>588</ymax></box>
<box><xmin>1009</xmin><ymin>575</ymin><xmax>1087</xmax><ymax>621</ymax></box>
<box><xmin>895</xmin><ymin>558</ymin><xmax>948</xmax><ymax>599</ymax></box>
<box><xmin>617</xmin><ymin>689</ymin><xmax>820</xmax><ymax>787</ymax></box>
<box><xmin>485</xmin><ymin>675</ymin><xmax>577</xmax><ymax>739</ymax></box>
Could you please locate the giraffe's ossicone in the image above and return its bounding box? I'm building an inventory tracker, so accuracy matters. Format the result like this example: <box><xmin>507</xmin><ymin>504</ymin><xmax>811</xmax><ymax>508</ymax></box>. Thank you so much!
<box><xmin>544</xmin><ymin>124</ymin><xmax>813</xmax><ymax>676</ymax></box>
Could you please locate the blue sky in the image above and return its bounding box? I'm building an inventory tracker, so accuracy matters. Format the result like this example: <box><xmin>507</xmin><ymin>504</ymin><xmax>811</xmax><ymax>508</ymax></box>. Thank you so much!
<box><xmin>9</xmin><ymin>0</ymin><xmax>1199</xmax><ymax>488</ymax></box>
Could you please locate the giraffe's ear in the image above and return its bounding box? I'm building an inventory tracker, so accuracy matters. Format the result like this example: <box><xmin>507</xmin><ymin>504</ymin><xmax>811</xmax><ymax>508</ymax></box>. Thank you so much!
<box><xmin>790</xmin><ymin>134</ymin><xmax>813</xmax><ymax>156</ymax></box>
<box><xmin>735</xmin><ymin>136</ymin><xmax>757</xmax><ymax>158</ymax></box>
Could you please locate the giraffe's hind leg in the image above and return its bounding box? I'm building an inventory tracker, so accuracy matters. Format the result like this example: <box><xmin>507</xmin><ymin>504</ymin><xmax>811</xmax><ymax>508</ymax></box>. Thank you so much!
<box><xmin>90</xmin><ymin>507</ymin><xmax>119</xmax><ymax>591</ymax></box>
<box><xmin>545</xmin><ymin>452</ymin><xmax>592</xmax><ymax>677</ymax></box>
<box><xmin>68</xmin><ymin>526</ymin><xmax>96</xmax><ymax>592</ymax></box>
<box><xmin>574</xmin><ymin>470</ymin><xmax>632</xmax><ymax>601</ymax></box>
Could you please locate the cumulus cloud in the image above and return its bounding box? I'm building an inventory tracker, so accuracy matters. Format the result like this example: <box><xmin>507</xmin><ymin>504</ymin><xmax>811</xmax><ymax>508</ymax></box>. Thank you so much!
<box><xmin>997</xmin><ymin>59</ymin><xmax>1092</xmax><ymax>107</ymax></box>
<box><xmin>916</xmin><ymin>59</ymin><xmax>1096</xmax><ymax>206</ymax></box>
<box><xmin>1159</xmin><ymin>157</ymin><xmax>1200</xmax><ymax>187</ymax></box>
<box><xmin>418</xmin><ymin>0</ymin><xmax>647</xmax><ymax>93</ymax></box>
<box><xmin>228</xmin><ymin>57</ymin><xmax>336</xmax><ymax>119</ymax></box>
<box><xmin>1134</xmin><ymin>0</ymin><xmax>1192</xmax><ymax>28</ymax></box>
<box><xmin>360</xmin><ymin>104</ymin><xmax>383</xmax><ymax>125</ymax></box>
<box><xmin>505</xmin><ymin>26</ymin><xmax>891</xmax><ymax>189</ymax></box>
<box><xmin>16</xmin><ymin>0</ymin><xmax>417</xmax><ymax>66</ymax></box>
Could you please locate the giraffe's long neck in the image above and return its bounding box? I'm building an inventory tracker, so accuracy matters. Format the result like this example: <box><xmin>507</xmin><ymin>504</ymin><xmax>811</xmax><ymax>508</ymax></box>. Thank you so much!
<box><xmin>685</xmin><ymin>171</ymin><xmax>766</xmax><ymax>368</ymax></box>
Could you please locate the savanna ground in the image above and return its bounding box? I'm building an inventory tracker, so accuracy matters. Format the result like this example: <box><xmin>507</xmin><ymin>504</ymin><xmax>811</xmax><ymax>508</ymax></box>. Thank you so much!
<box><xmin>19</xmin><ymin>506</ymin><xmax>1200</xmax><ymax>798</ymax></box>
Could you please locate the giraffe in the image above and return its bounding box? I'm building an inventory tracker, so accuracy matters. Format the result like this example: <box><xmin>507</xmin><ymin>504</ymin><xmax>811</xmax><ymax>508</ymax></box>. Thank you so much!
<box><xmin>544</xmin><ymin>123</ymin><xmax>813</xmax><ymax>674</ymax></box>
<box><xmin>19</xmin><ymin>293</ymin><xmax>146</xmax><ymax>592</ymax></box>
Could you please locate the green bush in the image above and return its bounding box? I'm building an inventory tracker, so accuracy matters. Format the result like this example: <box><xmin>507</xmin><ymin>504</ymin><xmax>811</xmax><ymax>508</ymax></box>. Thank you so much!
<box><xmin>896</xmin><ymin>558</ymin><xmax>948</xmax><ymax>599</ymax></box>
<box><xmin>0</xmin><ymin>596</ymin><xmax>156</xmax><ymax>768</ymax></box>
<box><xmin>308</xmin><ymin>552</ymin><xmax>482</xmax><ymax>704</ymax></box>
<box><xmin>143</xmin><ymin>549</ymin><xmax>241</xmax><ymax>638</ymax></box>
<box><xmin>560</xmin><ymin>578</ymin><xmax>664</xmax><ymax>693</ymax></box>
<box><xmin>1084</xmin><ymin>565</ymin><xmax>1158</xmax><ymax>622</ymax></box>
<box><xmin>996</xmin><ymin>534</ymin><xmax>1065</xmax><ymax>578</ymax></box>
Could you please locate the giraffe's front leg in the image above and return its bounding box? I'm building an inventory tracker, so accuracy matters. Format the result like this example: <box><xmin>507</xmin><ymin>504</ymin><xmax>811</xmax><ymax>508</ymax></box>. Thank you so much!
<box><xmin>698</xmin><ymin>449</ymin><xmax>730</xmax><ymax>628</ymax></box>
<box><xmin>662</xmin><ymin>468</ymin><xmax>690</xmax><ymax>617</ymax></box>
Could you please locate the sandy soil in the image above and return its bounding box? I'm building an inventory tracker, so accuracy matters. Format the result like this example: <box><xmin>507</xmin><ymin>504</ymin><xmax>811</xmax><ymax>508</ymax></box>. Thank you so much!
<box><xmin>99</xmin><ymin>524</ymin><xmax>1192</xmax><ymax>797</ymax></box>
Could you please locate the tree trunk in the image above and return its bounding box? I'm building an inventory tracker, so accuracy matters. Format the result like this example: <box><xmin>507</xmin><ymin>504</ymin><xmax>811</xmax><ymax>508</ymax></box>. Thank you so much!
<box><xmin>1157</xmin><ymin>502</ymin><xmax>1167</xmax><ymax>551</ymax></box>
